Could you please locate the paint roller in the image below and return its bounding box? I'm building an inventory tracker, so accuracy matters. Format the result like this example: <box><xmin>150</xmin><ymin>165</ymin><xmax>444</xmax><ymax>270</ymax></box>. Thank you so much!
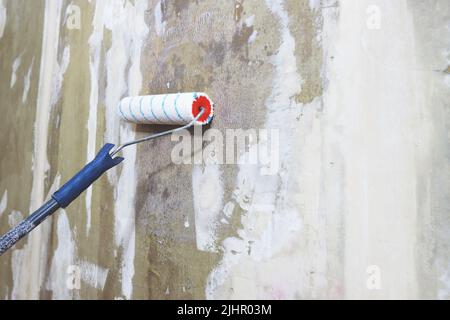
<box><xmin>0</xmin><ymin>92</ymin><xmax>214</xmax><ymax>256</ymax></box>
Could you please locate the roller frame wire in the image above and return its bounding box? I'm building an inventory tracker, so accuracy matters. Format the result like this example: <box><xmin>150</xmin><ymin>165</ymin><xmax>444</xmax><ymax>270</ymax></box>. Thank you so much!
<box><xmin>110</xmin><ymin>108</ymin><xmax>205</xmax><ymax>157</ymax></box>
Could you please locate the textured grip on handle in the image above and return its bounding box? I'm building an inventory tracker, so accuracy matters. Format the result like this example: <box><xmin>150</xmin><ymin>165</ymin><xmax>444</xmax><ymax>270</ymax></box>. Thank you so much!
<box><xmin>0</xmin><ymin>220</ymin><xmax>35</xmax><ymax>256</ymax></box>
<box><xmin>0</xmin><ymin>199</ymin><xmax>59</xmax><ymax>256</ymax></box>
<box><xmin>52</xmin><ymin>143</ymin><xmax>124</xmax><ymax>208</ymax></box>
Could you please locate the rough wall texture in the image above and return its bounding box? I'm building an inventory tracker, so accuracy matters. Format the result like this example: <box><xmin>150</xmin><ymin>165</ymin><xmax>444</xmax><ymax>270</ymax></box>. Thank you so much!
<box><xmin>0</xmin><ymin>0</ymin><xmax>449</xmax><ymax>299</ymax></box>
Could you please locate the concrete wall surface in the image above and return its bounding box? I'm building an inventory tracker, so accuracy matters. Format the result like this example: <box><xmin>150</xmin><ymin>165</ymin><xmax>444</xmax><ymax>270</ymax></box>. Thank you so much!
<box><xmin>0</xmin><ymin>0</ymin><xmax>449</xmax><ymax>299</ymax></box>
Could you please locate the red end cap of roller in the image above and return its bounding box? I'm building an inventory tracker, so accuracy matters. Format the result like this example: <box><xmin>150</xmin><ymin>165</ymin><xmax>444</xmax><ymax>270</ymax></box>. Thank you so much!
<box><xmin>192</xmin><ymin>95</ymin><xmax>213</xmax><ymax>124</ymax></box>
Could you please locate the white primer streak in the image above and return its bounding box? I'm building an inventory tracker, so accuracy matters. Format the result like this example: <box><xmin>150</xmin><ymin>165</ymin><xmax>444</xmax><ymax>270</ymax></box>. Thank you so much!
<box><xmin>248</xmin><ymin>30</ymin><xmax>258</xmax><ymax>43</ymax></box>
<box><xmin>22</xmin><ymin>58</ymin><xmax>34</xmax><ymax>103</ymax></box>
<box><xmin>50</xmin><ymin>45</ymin><xmax>71</xmax><ymax>107</ymax></box>
<box><xmin>12</xmin><ymin>0</ymin><xmax>64</xmax><ymax>300</ymax></box>
<box><xmin>245</xmin><ymin>15</ymin><xmax>255</xmax><ymax>27</ymax></box>
<box><xmin>8</xmin><ymin>210</ymin><xmax>23</xmax><ymax>227</ymax></box>
<box><xmin>0</xmin><ymin>190</ymin><xmax>7</xmax><ymax>216</ymax></box>
<box><xmin>10</xmin><ymin>249</ymin><xmax>26</xmax><ymax>299</ymax></box>
<box><xmin>46</xmin><ymin>211</ymin><xmax>75</xmax><ymax>299</ymax></box>
<box><xmin>308</xmin><ymin>0</ymin><xmax>321</xmax><ymax>11</ymax></box>
<box><xmin>154</xmin><ymin>0</ymin><xmax>165</xmax><ymax>37</ymax></box>
<box><xmin>85</xmin><ymin>1</ymin><xmax>107</xmax><ymax>235</ymax></box>
<box><xmin>192</xmin><ymin>165</ymin><xmax>223</xmax><ymax>252</ymax></box>
<box><xmin>100</xmin><ymin>0</ymin><xmax>149</xmax><ymax>299</ymax></box>
<box><xmin>10</xmin><ymin>54</ymin><xmax>22</xmax><ymax>88</ymax></box>
<box><xmin>0</xmin><ymin>0</ymin><xmax>6</xmax><ymax>38</ymax></box>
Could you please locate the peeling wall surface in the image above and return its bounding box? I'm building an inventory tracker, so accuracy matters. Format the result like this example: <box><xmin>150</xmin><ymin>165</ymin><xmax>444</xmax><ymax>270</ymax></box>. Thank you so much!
<box><xmin>0</xmin><ymin>0</ymin><xmax>449</xmax><ymax>299</ymax></box>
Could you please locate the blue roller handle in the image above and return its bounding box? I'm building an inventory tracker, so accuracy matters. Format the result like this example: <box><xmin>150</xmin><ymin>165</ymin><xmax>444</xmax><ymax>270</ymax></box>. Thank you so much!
<box><xmin>0</xmin><ymin>143</ymin><xmax>124</xmax><ymax>256</ymax></box>
<box><xmin>52</xmin><ymin>143</ymin><xmax>124</xmax><ymax>208</ymax></box>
